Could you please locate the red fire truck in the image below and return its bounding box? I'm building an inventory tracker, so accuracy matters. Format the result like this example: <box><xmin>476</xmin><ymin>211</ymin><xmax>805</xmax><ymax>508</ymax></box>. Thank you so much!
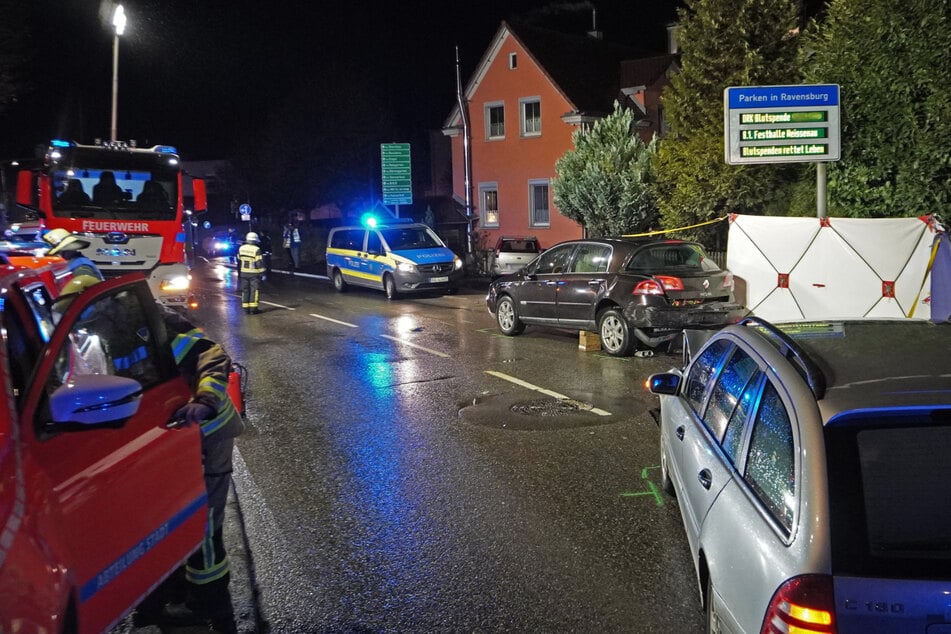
<box><xmin>15</xmin><ymin>139</ymin><xmax>207</xmax><ymax>307</ymax></box>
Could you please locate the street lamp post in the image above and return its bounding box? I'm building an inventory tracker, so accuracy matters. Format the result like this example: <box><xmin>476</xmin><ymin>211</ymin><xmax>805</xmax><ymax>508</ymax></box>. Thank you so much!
<box><xmin>110</xmin><ymin>4</ymin><xmax>126</xmax><ymax>142</ymax></box>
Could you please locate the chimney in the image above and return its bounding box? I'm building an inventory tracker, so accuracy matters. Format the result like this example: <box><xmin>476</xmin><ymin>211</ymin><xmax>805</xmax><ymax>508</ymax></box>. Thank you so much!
<box><xmin>587</xmin><ymin>7</ymin><xmax>603</xmax><ymax>40</ymax></box>
<box><xmin>666</xmin><ymin>22</ymin><xmax>680</xmax><ymax>54</ymax></box>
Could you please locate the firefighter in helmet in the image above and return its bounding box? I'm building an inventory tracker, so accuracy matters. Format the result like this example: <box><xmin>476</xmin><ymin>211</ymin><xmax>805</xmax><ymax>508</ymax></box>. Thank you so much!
<box><xmin>160</xmin><ymin>304</ymin><xmax>243</xmax><ymax>628</ymax></box>
<box><xmin>237</xmin><ymin>232</ymin><xmax>265</xmax><ymax>314</ymax></box>
<box><xmin>53</xmin><ymin>274</ymin><xmax>243</xmax><ymax>627</ymax></box>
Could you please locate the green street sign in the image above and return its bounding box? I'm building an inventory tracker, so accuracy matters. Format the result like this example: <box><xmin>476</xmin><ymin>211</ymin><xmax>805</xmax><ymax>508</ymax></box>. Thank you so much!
<box><xmin>381</xmin><ymin>143</ymin><xmax>412</xmax><ymax>205</ymax></box>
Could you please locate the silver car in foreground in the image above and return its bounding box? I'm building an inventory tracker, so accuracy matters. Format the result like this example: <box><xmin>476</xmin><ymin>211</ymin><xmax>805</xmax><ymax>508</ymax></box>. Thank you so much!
<box><xmin>648</xmin><ymin>317</ymin><xmax>951</xmax><ymax>634</ymax></box>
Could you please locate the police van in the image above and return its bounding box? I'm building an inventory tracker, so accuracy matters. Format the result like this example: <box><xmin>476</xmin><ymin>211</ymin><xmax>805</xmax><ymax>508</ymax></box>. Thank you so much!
<box><xmin>326</xmin><ymin>218</ymin><xmax>463</xmax><ymax>298</ymax></box>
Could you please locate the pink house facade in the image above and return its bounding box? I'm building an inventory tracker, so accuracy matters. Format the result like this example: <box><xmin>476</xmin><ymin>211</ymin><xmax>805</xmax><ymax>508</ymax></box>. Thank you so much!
<box><xmin>443</xmin><ymin>21</ymin><xmax>676</xmax><ymax>261</ymax></box>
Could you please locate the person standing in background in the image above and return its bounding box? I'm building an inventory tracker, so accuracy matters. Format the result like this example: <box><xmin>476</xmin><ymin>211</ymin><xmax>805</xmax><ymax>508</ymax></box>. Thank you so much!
<box><xmin>238</xmin><ymin>232</ymin><xmax>265</xmax><ymax>314</ymax></box>
<box><xmin>282</xmin><ymin>221</ymin><xmax>301</xmax><ymax>274</ymax></box>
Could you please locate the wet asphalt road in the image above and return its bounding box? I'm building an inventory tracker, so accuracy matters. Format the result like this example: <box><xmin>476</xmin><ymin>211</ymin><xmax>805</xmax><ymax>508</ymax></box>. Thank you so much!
<box><xmin>184</xmin><ymin>261</ymin><xmax>706</xmax><ymax>633</ymax></box>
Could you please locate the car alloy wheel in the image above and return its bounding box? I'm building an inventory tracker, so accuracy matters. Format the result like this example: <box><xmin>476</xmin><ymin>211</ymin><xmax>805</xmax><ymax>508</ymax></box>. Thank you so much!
<box><xmin>496</xmin><ymin>296</ymin><xmax>525</xmax><ymax>335</ymax></box>
<box><xmin>598</xmin><ymin>308</ymin><xmax>633</xmax><ymax>356</ymax></box>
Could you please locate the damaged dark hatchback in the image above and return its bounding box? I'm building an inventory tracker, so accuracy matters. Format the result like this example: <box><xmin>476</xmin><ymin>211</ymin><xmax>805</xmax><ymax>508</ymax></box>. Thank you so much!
<box><xmin>485</xmin><ymin>238</ymin><xmax>747</xmax><ymax>356</ymax></box>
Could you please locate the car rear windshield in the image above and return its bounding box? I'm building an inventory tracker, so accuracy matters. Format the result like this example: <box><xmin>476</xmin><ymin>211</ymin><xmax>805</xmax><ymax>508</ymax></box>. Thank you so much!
<box><xmin>825</xmin><ymin>411</ymin><xmax>951</xmax><ymax>578</ymax></box>
<box><xmin>499</xmin><ymin>239</ymin><xmax>539</xmax><ymax>253</ymax></box>
<box><xmin>625</xmin><ymin>243</ymin><xmax>721</xmax><ymax>273</ymax></box>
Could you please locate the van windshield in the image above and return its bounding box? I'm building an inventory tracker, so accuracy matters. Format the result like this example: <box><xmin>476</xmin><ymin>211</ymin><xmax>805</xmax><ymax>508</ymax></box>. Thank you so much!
<box><xmin>380</xmin><ymin>226</ymin><xmax>442</xmax><ymax>250</ymax></box>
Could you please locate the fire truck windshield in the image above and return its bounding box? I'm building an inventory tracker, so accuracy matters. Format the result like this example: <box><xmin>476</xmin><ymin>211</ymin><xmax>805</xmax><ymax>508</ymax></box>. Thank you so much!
<box><xmin>50</xmin><ymin>148</ymin><xmax>180</xmax><ymax>221</ymax></box>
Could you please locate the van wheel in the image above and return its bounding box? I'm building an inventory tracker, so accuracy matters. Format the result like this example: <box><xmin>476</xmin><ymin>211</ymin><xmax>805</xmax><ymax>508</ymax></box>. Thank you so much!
<box><xmin>332</xmin><ymin>269</ymin><xmax>347</xmax><ymax>292</ymax></box>
<box><xmin>598</xmin><ymin>308</ymin><xmax>634</xmax><ymax>356</ymax></box>
<box><xmin>384</xmin><ymin>274</ymin><xmax>400</xmax><ymax>300</ymax></box>
<box><xmin>496</xmin><ymin>296</ymin><xmax>525</xmax><ymax>335</ymax></box>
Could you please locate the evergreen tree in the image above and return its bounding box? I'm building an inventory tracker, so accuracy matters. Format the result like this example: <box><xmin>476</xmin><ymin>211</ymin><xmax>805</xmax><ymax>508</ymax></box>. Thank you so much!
<box><xmin>653</xmin><ymin>0</ymin><xmax>804</xmax><ymax>246</ymax></box>
<box><xmin>552</xmin><ymin>102</ymin><xmax>659</xmax><ymax>237</ymax></box>
<box><xmin>801</xmin><ymin>0</ymin><xmax>951</xmax><ymax>217</ymax></box>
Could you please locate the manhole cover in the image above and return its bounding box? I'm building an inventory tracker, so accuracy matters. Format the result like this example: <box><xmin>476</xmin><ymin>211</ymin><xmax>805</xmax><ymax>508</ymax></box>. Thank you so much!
<box><xmin>458</xmin><ymin>394</ymin><xmax>613</xmax><ymax>430</ymax></box>
<box><xmin>510</xmin><ymin>399</ymin><xmax>583</xmax><ymax>416</ymax></box>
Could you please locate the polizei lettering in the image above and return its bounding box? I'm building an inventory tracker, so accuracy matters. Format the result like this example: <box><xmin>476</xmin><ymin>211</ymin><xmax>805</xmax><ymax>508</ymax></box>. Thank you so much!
<box><xmin>82</xmin><ymin>220</ymin><xmax>150</xmax><ymax>232</ymax></box>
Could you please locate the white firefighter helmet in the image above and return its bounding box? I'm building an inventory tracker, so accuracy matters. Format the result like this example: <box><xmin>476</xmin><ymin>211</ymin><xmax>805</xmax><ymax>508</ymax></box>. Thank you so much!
<box><xmin>43</xmin><ymin>227</ymin><xmax>90</xmax><ymax>255</ymax></box>
<box><xmin>245</xmin><ymin>232</ymin><xmax>259</xmax><ymax>243</ymax></box>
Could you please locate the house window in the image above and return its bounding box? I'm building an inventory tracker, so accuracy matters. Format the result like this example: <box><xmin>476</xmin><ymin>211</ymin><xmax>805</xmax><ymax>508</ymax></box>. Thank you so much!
<box><xmin>485</xmin><ymin>103</ymin><xmax>504</xmax><ymax>139</ymax></box>
<box><xmin>480</xmin><ymin>183</ymin><xmax>499</xmax><ymax>227</ymax></box>
<box><xmin>520</xmin><ymin>98</ymin><xmax>541</xmax><ymax>136</ymax></box>
<box><xmin>528</xmin><ymin>180</ymin><xmax>549</xmax><ymax>227</ymax></box>
<box><xmin>508</xmin><ymin>53</ymin><xmax>517</xmax><ymax>69</ymax></box>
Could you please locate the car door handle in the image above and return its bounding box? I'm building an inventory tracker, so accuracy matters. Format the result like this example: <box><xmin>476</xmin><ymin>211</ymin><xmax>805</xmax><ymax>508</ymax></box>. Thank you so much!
<box><xmin>545</xmin><ymin>280</ymin><xmax>558</xmax><ymax>286</ymax></box>
<box><xmin>676</xmin><ymin>425</ymin><xmax>685</xmax><ymax>441</ymax></box>
<box><xmin>697</xmin><ymin>469</ymin><xmax>713</xmax><ymax>490</ymax></box>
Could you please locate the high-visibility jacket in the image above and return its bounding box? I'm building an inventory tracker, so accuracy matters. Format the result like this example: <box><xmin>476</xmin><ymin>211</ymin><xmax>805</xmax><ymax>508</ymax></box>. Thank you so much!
<box><xmin>162</xmin><ymin>306</ymin><xmax>243</xmax><ymax>440</ymax></box>
<box><xmin>238</xmin><ymin>242</ymin><xmax>264</xmax><ymax>276</ymax></box>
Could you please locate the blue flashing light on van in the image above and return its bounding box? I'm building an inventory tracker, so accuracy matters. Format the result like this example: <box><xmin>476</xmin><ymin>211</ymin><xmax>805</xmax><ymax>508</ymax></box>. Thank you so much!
<box><xmin>327</xmin><ymin>221</ymin><xmax>463</xmax><ymax>299</ymax></box>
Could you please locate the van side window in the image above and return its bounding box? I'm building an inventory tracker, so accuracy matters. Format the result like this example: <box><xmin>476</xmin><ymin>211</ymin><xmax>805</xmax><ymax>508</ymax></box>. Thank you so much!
<box><xmin>47</xmin><ymin>288</ymin><xmax>170</xmax><ymax>394</ymax></box>
<box><xmin>22</xmin><ymin>283</ymin><xmax>57</xmax><ymax>343</ymax></box>
<box><xmin>366</xmin><ymin>231</ymin><xmax>382</xmax><ymax>255</ymax></box>
<box><xmin>331</xmin><ymin>229</ymin><xmax>365</xmax><ymax>251</ymax></box>
<box><xmin>2</xmin><ymin>302</ymin><xmax>38</xmax><ymax>404</ymax></box>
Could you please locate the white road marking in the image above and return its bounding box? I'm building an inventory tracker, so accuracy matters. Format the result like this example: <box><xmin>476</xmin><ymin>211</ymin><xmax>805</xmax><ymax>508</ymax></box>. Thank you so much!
<box><xmin>484</xmin><ymin>370</ymin><xmax>612</xmax><ymax>416</ymax></box>
<box><xmin>309</xmin><ymin>313</ymin><xmax>358</xmax><ymax>328</ymax></box>
<box><xmin>380</xmin><ymin>334</ymin><xmax>450</xmax><ymax>358</ymax></box>
<box><xmin>262</xmin><ymin>300</ymin><xmax>295</xmax><ymax>310</ymax></box>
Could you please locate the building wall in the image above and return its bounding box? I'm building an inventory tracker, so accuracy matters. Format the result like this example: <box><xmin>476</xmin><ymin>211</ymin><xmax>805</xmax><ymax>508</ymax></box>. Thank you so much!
<box><xmin>451</xmin><ymin>31</ymin><xmax>584</xmax><ymax>254</ymax></box>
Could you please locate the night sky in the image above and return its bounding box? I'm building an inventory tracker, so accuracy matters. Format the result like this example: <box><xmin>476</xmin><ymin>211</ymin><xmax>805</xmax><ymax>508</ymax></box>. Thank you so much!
<box><xmin>0</xmin><ymin>1</ymin><xmax>682</xmax><ymax>162</ymax></box>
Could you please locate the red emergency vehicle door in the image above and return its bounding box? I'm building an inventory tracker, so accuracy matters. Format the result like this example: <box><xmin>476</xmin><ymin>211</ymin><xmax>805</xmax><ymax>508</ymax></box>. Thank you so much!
<box><xmin>20</xmin><ymin>275</ymin><xmax>207</xmax><ymax>633</ymax></box>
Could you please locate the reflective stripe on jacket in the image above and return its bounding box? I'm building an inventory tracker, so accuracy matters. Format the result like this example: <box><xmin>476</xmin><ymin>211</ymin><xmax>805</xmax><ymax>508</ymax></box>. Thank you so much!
<box><xmin>169</xmin><ymin>326</ymin><xmax>243</xmax><ymax>440</ymax></box>
<box><xmin>238</xmin><ymin>243</ymin><xmax>264</xmax><ymax>276</ymax></box>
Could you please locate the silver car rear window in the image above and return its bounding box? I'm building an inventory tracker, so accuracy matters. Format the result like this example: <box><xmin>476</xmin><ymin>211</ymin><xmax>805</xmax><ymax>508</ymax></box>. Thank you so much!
<box><xmin>826</xmin><ymin>413</ymin><xmax>951</xmax><ymax>578</ymax></box>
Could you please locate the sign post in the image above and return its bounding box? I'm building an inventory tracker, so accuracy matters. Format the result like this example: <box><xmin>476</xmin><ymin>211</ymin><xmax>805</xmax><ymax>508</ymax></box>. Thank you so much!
<box><xmin>724</xmin><ymin>84</ymin><xmax>840</xmax><ymax>217</ymax></box>
<box><xmin>381</xmin><ymin>143</ymin><xmax>412</xmax><ymax>214</ymax></box>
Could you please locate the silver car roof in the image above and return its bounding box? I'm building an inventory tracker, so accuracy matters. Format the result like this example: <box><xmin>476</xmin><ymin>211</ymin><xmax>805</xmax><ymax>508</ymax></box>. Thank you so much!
<box><xmin>745</xmin><ymin>319</ymin><xmax>951</xmax><ymax>421</ymax></box>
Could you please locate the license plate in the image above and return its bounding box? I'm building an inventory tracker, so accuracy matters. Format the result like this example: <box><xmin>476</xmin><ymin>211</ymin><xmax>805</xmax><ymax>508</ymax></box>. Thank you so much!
<box><xmin>430</xmin><ymin>276</ymin><xmax>449</xmax><ymax>283</ymax></box>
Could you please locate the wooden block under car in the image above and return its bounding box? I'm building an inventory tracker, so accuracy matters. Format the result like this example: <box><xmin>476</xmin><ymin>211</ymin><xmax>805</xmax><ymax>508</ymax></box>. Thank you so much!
<box><xmin>579</xmin><ymin>330</ymin><xmax>601</xmax><ymax>351</ymax></box>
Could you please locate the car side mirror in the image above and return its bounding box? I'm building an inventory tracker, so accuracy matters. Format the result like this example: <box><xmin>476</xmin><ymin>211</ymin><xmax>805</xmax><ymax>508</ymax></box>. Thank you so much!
<box><xmin>48</xmin><ymin>374</ymin><xmax>143</xmax><ymax>430</ymax></box>
<box><xmin>646</xmin><ymin>372</ymin><xmax>681</xmax><ymax>396</ymax></box>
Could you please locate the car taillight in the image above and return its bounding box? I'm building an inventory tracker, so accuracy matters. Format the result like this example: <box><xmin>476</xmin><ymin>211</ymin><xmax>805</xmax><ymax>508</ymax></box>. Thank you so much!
<box><xmin>633</xmin><ymin>280</ymin><xmax>664</xmax><ymax>295</ymax></box>
<box><xmin>657</xmin><ymin>275</ymin><xmax>685</xmax><ymax>290</ymax></box>
<box><xmin>761</xmin><ymin>575</ymin><xmax>836</xmax><ymax>634</ymax></box>
<box><xmin>633</xmin><ymin>276</ymin><xmax>684</xmax><ymax>295</ymax></box>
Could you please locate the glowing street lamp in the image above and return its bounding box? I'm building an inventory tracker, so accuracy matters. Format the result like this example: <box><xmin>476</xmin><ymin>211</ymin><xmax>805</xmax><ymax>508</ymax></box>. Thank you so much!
<box><xmin>110</xmin><ymin>4</ymin><xmax>126</xmax><ymax>141</ymax></box>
